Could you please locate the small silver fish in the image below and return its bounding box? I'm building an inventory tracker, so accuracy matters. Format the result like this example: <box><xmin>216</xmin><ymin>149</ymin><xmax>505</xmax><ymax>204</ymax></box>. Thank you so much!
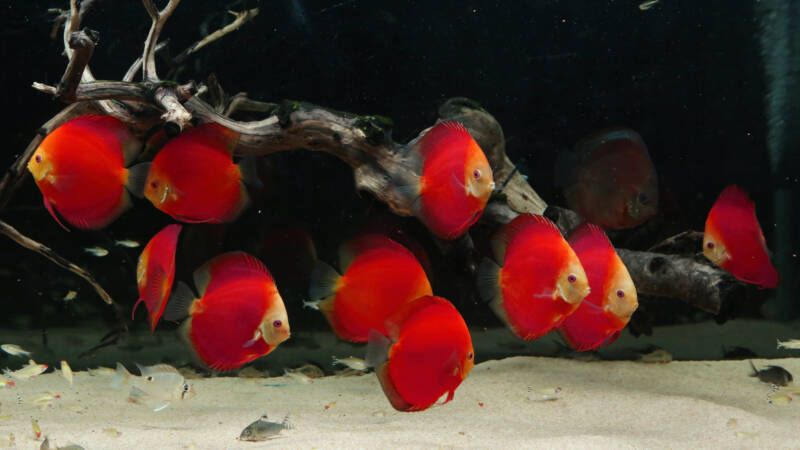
<box><xmin>239</xmin><ymin>414</ymin><xmax>291</xmax><ymax>441</ymax></box>
<box><xmin>114</xmin><ymin>239</ymin><xmax>140</xmax><ymax>248</ymax></box>
<box><xmin>332</xmin><ymin>356</ymin><xmax>368</xmax><ymax>372</ymax></box>
<box><xmin>83</xmin><ymin>247</ymin><xmax>109</xmax><ymax>257</ymax></box>
<box><xmin>63</xmin><ymin>290</ymin><xmax>77</xmax><ymax>302</ymax></box>
<box><xmin>111</xmin><ymin>363</ymin><xmax>194</xmax><ymax>412</ymax></box>
<box><xmin>60</xmin><ymin>360</ymin><xmax>73</xmax><ymax>386</ymax></box>
<box><xmin>0</xmin><ymin>375</ymin><xmax>14</xmax><ymax>388</ymax></box>
<box><xmin>1</xmin><ymin>344</ymin><xmax>32</xmax><ymax>357</ymax></box>
<box><xmin>283</xmin><ymin>369</ymin><xmax>313</xmax><ymax>384</ymax></box>
<box><xmin>777</xmin><ymin>339</ymin><xmax>800</xmax><ymax>350</ymax></box>
<box><xmin>4</xmin><ymin>360</ymin><xmax>48</xmax><ymax>380</ymax></box>
<box><xmin>639</xmin><ymin>0</ymin><xmax>659</xmax><ymax>10</ymax></box>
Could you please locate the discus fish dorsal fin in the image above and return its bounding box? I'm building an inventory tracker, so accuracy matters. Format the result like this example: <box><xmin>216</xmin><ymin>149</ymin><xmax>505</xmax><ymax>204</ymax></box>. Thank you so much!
<box><xmin>492</xmin><ymin>214</ymin><xmax>561</xmax><ymax>262</ymax></box>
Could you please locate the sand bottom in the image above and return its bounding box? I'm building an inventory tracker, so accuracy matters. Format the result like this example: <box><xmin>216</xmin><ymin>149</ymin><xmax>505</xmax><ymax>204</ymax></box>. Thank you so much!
<box><xmin>1</xmin><ymin>355</ymin><xmax>799</xmax><ymax>449</ymax></box>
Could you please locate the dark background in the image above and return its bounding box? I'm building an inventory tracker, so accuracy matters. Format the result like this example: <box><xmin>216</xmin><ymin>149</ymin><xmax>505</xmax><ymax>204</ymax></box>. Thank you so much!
<box><xmin>1</xmin><ymin>1</ymin><xmax>797</xmax><ymax>337</ymax></box>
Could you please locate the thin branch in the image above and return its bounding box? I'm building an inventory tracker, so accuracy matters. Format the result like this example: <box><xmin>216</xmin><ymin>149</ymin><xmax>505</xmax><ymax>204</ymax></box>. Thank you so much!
<box><xmin>0</xmin><ymin>219</ymin><xmax>115</xmax><ymax>305</ymax></box>
<box><xmin>55</xmin><ymin>29</ymin><xmax>98</xmax><ymax>102</ymax></box>
<box><xmin>141</xmin><ymin>0</ymin><xmax>181</xmax><ymax>82</ymax></box>
<box><xmin>124</xmin><ymin>41</ymin><xmax>168</xmax><ymax>82</ymax></box>
<box><xmin>170</xmin><ymin>8</ymin><xmax>260</xmax><ymax>69</ymax></box>
<box><xmin>224</xmin><ymin>93</ymin><xmax>277</xmax><ymax>117</ymax></box>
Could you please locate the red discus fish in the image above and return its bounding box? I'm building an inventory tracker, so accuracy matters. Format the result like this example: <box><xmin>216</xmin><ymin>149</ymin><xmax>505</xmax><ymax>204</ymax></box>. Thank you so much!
<box><xmin>306</xmin><ymin>234</ymin><xmax>432</xmax><ymax>342</ymax></box>
<box><xmin>478</xmin><ymin>214</ymin><xmax>590</xmax><ymax>340</ymax></box>
<box><xmin>143</xmin><ymin>122</ymin><xmax>252</xmax><ymax>223</ymax></box>
<box><xmin>560</xmin><ymin>222</ymin><xmax>638</xmax><ymax>351</ymax></box>
<box><xmin>404</xmin><ymin>121</ymin><xmax>495</xmax><ymax>239</ymax></box>
<box><xmin>27</xmin><ymin>115</ymin><xmax>144</xmax><ymax>230</ymax></box>
<box><xmin>165</xmin><ymin>251</ymin><xmax>290</xmax><ymax>371</ymax></box>
<box><xmin>366</xmin><ymin>296</ymin><xmax>474</xmax><ymax>412</ymax></box>
<box><xmin>703</xmin><ymin>185</ymin><xmax>779</xmax><ymax>288</ymax></box>
<box><xmin>133</xmin><ymin>224</ymin><xmax>183</xmax><ymax>332</ymax></box>
<box><xmin>556</xmin><ymin>127</ymin><xmax>658</xmax><ymax>229</ymax></box>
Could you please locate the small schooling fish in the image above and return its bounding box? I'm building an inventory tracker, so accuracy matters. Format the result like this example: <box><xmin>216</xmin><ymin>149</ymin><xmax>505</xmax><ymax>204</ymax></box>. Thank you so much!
<box><xmin>777</xmin><ymin>339</ymin><xmax>800</xmax><ymax>350</ymax></box>
<box><xmin>63</xmin><ymin>290</ymin><xmax>77</xmax><ymax>302</ymax></box>
<box><xmin>60</xmin><ymin>360</ymin><xmax>73</xmax><ymax>387</ymax></box>
<box><xmin>332</xmin><ymin>356</ymin><xmax>368</xmax><ymax>372</ymax></box>
<box><xmin>239</xmin><ymin>414</ymin><xmax>291</xmax><ymax>441</ymax></box>
<box><xmin>0</xmin><ymin>375</ymin><xmax>14</xmax><ymax>388</ymax></box>
<box><xmin>83</xmin><ymin>247</ymin><xmax>109</xmax><ymax>257</ymax></box>
<box><xmin>1</xmin><ymin>344</ymin><xmax>32</xmax><ymax>357</ymax></box>
<box><xmin>114</xmin><ymin>239</ymin><xmax>140</xmax><ymax>248</ymax></box>
<box><xmin>111</xmin><ymin>362</ymin><xmax>194</xmax><ymax>411</ymax></box>
<box><xmin>749</xmin><ymin>361</ymin><xmax>793</xmax><ymax>387</ymax></box>
<box><xmin>639</xmin><ymin>0</ymin><xmax>660</xmax><ymax>11</ymax></box>
<box><xmin>4</xmin><ymin>360</ymin><xmax>48</xmax><ymax>380</ymax></box>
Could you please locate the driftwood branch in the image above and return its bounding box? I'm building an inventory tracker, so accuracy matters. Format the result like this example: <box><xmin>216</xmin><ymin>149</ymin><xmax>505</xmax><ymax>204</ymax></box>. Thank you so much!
<box><xmin>0</xmin><ymin>219</ymin><xmax>114</xmax><ymax>305</ymax></box>
<box><xmin>616</xmin><ymin>249</ymin><xmax>735</xmax><ymax>314</ymax></box>
<box><xmin>170</xmin><ymin>8</ymin><xmax>260</xmax><ymax>69</ymax></box>
<box><xmin>55</xmin><ymin>29</ymin><xmax>98</xmax><ymax>102</ymax></box>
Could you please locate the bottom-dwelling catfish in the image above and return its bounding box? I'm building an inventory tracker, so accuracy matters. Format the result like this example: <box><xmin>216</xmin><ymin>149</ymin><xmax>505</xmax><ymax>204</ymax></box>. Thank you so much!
<box><xmin>111</xmin><ymin>362</ymin><xmax>195</xmax><ymax>411</ymax></box>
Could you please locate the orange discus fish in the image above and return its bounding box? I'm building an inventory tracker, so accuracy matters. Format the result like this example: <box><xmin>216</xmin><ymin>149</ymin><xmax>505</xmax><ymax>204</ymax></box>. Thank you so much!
<box><xmin>27</xmin><ymin>115</ymin><xmax>144</xmax><ymax>230</ymax></box>
<box><xmin>133</xmin><ymin>224</ymin><xmax>183</xmax><ymax>332</ymax></box>
<box><xmin>306</xmin><ymin>234</ymin><xmax>432</xmax><ymax>342</ymax></box>
<box><xmin>404</xmin><ymin>121</ymin><xmax>495</xmax><ymax>239</ymax></box>
<box><xmin>143</xmin><ymin>122</ymin><xmax>251</xmax><ymax>223</ymax></box>
<box><xmin>478</xmin><ymin>214</ymin><xmax>590</xmax><ymax>340</ymax></box>
<box><xmin>366</xmin><ymin>296</ymin><xmax>474</xmax><ymax>412</ymax></box>
<box><xmin>556</xmin><ymin>127</ymin><xmax>658</xmax><ymax>229</ymax></box>
<box><xmin>703</xmin><ymin>185</ymin><xmax>779</xmax><ymax>288</ymax></box>
<box><xmin>165</xmin><ymin>251</ymin><xmax>290</xmax><ymax>371</ymax></box>
<box><xmin>560</xmin><ymin>222</ymin><xmax>638</xmax><ymax>351</ymax></box>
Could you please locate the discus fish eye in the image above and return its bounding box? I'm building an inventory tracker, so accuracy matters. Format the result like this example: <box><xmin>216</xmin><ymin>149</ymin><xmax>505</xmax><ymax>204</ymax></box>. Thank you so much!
<box><xmin>638</xmin><ymin>192</ymin><xmax>649</xmax><ymax>204</ymax></box>
<box><xmin>567</xmin><ymin>274</ymin><xmax>577</xmax><ymax>283</ymax></box>
<box><xmin>467</xmin><ymin>351</ymin><xmax>474</xmax><ymax>360</ymax></box>
<box><xmin>616</xmin><ymin>289</ymin><xmax>625</xmax><ymax>298</ymax></box>
<box><xmin>150</xmin><ymin>181</ymin><xmax>159</xmax><ymax>189</ymax></box>
<box><xmin>473</xmin><ymin>169</ymin><xmax>481</xmax><ymax>180</ymax></box>
<box><xmin>35</xmin><ymin>155</ymin><xmax>42</xmax><ymax>163</ymax></box>
<box><xmin>706</xmin><ymin>242</ymin><xmax>714</xmax><ymax>250</ymax></box>
<box><xmin>146</xmin><ymin>376</ymin><xmax>153</xmax><ymax>381</ymax></box>
<box><xmin>273</xmin><ymin>320</ymin><xmax>282</xmax><ymax>328</ymax></box>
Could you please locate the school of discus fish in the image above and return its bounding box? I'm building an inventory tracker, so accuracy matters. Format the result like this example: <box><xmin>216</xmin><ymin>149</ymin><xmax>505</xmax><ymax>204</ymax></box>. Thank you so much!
<box><xmin>20</xmin><ymin>115</ymin><xmax>781</xmax><ymax>412</ymax></box>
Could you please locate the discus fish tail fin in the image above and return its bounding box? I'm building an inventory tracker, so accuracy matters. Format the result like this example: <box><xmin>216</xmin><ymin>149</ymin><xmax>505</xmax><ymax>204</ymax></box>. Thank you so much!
<box><xmin>126</xmin><ymin>162</ymin><xmax>151</xmax><ymax>199</ymax></box>
<box><xmin>163</xmin><ymin>281</ymin><xmax>196</xmax><ymax>322</ymax></box>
